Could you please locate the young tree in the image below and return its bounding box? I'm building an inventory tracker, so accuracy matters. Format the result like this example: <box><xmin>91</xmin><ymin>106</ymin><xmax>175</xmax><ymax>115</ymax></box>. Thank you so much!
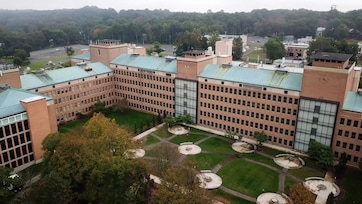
<box><xmin>153</xmin><ymin>41</ymin><xmax>164</xmax><ymax>55</ymax></box>
<box><xmin>254</xmin><ymin>131</ymin><xmax>267</xmax><ymax>148</ymax></box>
<box><xmin>264</xmin><ymin>38</ymin><xmax>286</xmax><ymax>62</ymax></box>
<box><xmin>232</xmin><ymin>37</ymin><xmax>243</xmax><ymax>60</ymax></box>
<box><xmin>208</xmin><ymin>32</ymin><xmax>220</xmax><ymax>51</ymax></box>
<box><xmin>164</xmin><ymin>115</ymin><xmax>177</xmax><ymax>127</ymax></box>
<box><xmin>90</xmin><ymin>100</ymin><xmax>106</xmax><ymax>114</ymax></box>
<box><xmin>308</xmin><ymin>141</ymin><xmax>334</xmax><ymax>169</ymax></box>
<box><xmin>65</xmin><ymin>46</ymin><xmax>74</xmax><ymax>59</ymax></box>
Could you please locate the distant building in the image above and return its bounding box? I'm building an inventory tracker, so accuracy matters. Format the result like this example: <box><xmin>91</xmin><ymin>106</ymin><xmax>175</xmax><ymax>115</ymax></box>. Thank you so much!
<box><xmin>316</xmin><ymin>27</ymin><xmax>326</xmax><ymax>37</ymax></box>
<box><xmin>285</xmin><ymin>43</ymin><xmax>309</xmax><ymax>59</ymax></box>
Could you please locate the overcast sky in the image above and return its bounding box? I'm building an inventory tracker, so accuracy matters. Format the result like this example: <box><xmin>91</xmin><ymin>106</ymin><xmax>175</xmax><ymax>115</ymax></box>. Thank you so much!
<box><xmin>2</xmin><ymin>0</ymin><xmax>360</xmax><ymax>13</ymax></box>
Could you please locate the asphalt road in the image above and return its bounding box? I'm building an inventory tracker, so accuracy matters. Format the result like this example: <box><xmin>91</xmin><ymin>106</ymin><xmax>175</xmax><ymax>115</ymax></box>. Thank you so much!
<box><xmin>29</xmin><ymin>44</ymin><xmax>89</xmax><ymax>63</ymax></box>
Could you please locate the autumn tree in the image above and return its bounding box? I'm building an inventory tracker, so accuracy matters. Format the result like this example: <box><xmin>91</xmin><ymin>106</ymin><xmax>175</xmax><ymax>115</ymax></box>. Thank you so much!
<box><xmin>151</xmin><ymin>144</ymin><xmax>181</xmax><ymax>177</ymax></box>
<box><xmin>24</xmin><ymin>113</ymin><xmax>152</xmax><ymax>203</ymax></box>
<box><xmin>232</xmin><ymin>37</ymin><xmax>243</xmax><ymax>60</ymax></box>
<box><xmin>151</xmin><ymin>161</ymin><xmax>211</xmax><ymax>204</ymax></box>
<box><xmin>289</xmin><ymin>183</ymin><xmax>316</xmax><ymax>204</ymax></box>
<box><xmin>264</xmin><ymin>38</ymin><xmax>286</xmax><ymax>62</ymax></box>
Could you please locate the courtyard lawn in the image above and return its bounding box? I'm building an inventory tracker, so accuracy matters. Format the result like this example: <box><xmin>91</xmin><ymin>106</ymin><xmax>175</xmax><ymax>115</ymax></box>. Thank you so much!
<box><xmin>153</xmin><ymin>125</ymin><xmax>173</xmax><ymax>138</ymax></box>
<box><xmin>288</xmin><ymin>166</ymin><xmax>325</xmax><ymax>180</ymax></box>
<box><xmin>198</xmin><ymin>137</ymin><xmax>235</xmax><ymax>154</ymax></box>
<box><xmin>242</xmin><ymin>153</ymin><xmax>282</xmax><ymax>170</ymax></box>
<box><xmin>212</xmin><ymin>189</ymin><xmax>255</xmax><ymax>204</ymax></box>
<box><xmin>58</xmin><ymin>109</ymin><xmax>154</xmax><ymax>134</ymax></box>
<box><xmin>187</xmin><ymin>153</ymin><xmax>228</xmax><ymax>170</ymax></box>
<box><xmin>145</xmin><ymin>135</ymin><xmax>160</xmax><ymax>146</ymax></box>
<box><xmin>189</xmin><ymin>127</ymin><xmax>213</xmax><ymax>135</ymax></box>
<box><xmin>338</xmin><ymin>168</ymin><xmax>362</xmax><ymax>204</ymax></box>
<box><xmin>259</xmin><ymin>147</ymin><xmax>286</xmax><ymax>157</ymax></box>
<box><xmin>218</xmin><ymin>159</ymin><xmax>279</xmax><ymax>197</ymax></box>
<box><xmin>170</xmin><ymin>134</ymin><xmax>205</xmax><ymax>145</ymax></box>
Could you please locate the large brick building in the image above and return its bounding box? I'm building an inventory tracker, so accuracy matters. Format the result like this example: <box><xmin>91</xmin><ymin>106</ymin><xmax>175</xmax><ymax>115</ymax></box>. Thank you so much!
<box><xmin>1</xmin><ymin>39</ymin><xmax>362</xmax><ymax>169</ymax></box>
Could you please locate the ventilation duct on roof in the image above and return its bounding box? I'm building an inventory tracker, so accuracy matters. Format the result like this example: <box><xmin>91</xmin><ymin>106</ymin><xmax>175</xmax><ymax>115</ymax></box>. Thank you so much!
<box><xmin>221</xmin><ymin>64</ymin><xmax>232</xmax><ymax>68</ymax></box>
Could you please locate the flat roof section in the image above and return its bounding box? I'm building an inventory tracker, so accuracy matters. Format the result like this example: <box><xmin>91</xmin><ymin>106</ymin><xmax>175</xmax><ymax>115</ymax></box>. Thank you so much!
<box><xmin>198</xmin><ymin>64</ymin><xmax>303</xmax><ymax>91</ymax></box>
<box><xmin>20</xmin><ymin>62</ymin><xmax>112</xmax><ymax>90</ymax></box>
<box><xmin>342</xmin><ymin>91</ymin><xmax>362</xmax><ymax>113</ymax></box>
<box><xmin>311</xmin><ymin>52</ymin><xmax>352</xmax><ymax>62</ymax></box>
<box><xmin>0</xmin><ymin>88</ymin><xmax>51</xmax><ymax>118</ymax></box>
<box><xmin>111</xmin><ymin>54</ymin><xmax>177</xmax><ymax>74</ymax></box>
<box><xmin>72</xmin><ymin>52</ymin><xmax>90</xmax><ymax>61</ymax></box>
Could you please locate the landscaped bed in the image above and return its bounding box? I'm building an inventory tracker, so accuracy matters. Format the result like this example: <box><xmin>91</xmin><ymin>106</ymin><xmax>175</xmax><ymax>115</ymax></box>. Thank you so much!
<box><xmin>218</xmin><ymin>159</ymin><xmax>279</xmax><ymax>197</ymax></box>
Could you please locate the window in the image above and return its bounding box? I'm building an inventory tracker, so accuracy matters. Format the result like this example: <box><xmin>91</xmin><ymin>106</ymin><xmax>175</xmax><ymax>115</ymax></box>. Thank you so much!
<box><xmin>314</xmin><ymin>105</ymin><xmax>320</xmax><ymax>113</ymax></box>
<box><xmin>312</xmin><ymin>117</ymin><xmax>318</xmax><ymax>124</ymax></box>
<box><xmin>336</xmin><ymin>141</ymin><xmax>340</xmax><ymax>147</ymax></box>
<box><xmin>346</xmin><ymin>119</ymin><xmax>352</xmax><ymax>126</ymax></box>
<box><xmin>311</xmin><ymin>128</ymin><xmax>317</xmax><ymax>136</ymax></box>
<box><xmin>349</xmin><ymin>144</ymin><xmax>354</xmax><ymax>150</ymax></box>
<box><xmin>340</xmin><ymin>118</ymin><xmax>345</xmax><ymax>125</ymax></box>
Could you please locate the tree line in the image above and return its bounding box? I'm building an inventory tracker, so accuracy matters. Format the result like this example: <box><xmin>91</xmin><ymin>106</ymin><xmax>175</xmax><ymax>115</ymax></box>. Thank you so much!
<box><xmin>0</xmin><ymin>7</ymin><xmax>362</xmax><ymax>56</ymax></box>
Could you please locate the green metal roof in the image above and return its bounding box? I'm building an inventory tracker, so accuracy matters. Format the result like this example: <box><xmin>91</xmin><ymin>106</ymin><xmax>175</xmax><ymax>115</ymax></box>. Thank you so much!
<box><xmin>21</xmin><ymin>62</ymin><xmax>112</xmax><ymax>90</ymax></box>
<box><xmin>0</xmin><ymin>88</ymin><xmax>52</xmax><ymax>118</ymax></box>
<box><xmin>111</xmin><ymin>54</ymin><xmax>177</xmax><ymax>74</ymax></box>
<box><xmin>198</xmin><ymin>64</ymin><xmax>303</xmax><ymax>91</ymax></box>
<box><xmin>342</xmin><ymin>91</ymin><xmax>362</xmax><ymax>113</ymax></box>
<box><xmin>72</xmin><ymin>52</ymin><xmax>90</xmax><ymax>61</ymax></box>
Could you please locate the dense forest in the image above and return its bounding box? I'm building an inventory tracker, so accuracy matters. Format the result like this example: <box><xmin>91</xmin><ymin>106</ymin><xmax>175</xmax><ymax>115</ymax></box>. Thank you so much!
<box><xmin>0</xmin><ymin>6</ymin><xmax>362</xmax><ymax>57</ymax></box>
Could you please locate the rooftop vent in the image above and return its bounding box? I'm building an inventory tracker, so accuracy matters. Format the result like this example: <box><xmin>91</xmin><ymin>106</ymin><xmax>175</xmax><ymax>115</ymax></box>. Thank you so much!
<box><xmin>275</xmin><ymin>69</ymin><xmax>288</xmax><ymax>74</ymax></box>
<box><xmin>84</xmin><ymin>67</ymin><xmax>93</xmax><ymax>71</ymax></box>
<box><xmin>31</xmin><ymin>69</ymin><xmax>45</xmax><ymax>75</ymax></box>
<box><xmin>0</xmin><ymin>84</ymin><xmax>11</xmax><ymax>91</ymax></box>
<box><xmin>165</xmin><ymin>56</ymin><xmax>176</xmax><ymax>62</ymax></box>
<box><xmin>221</xmin><ymin>64</ymin><xmax>232</xmax><ymax>68</ymax></box>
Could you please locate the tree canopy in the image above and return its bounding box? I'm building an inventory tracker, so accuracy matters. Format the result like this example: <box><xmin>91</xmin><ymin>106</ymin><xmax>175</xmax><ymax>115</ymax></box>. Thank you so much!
<box><xmin>264</xmin><ymin>38</ymin><xmax>286</xmax><ymax>62</ymax></box>
<box><xmin>24</xmin><ymin>113</ymin><xmax>152</xmax><ymax>203</ymax></box>
<box><xmin>308</xmin><ymin>141</ymin><xmax>334</xmax><ymax>169</ymax></box>
<box><xmin>232</xmin><ymin>37</ymin><xmax>243</xmax><ymax>60</ymax></box>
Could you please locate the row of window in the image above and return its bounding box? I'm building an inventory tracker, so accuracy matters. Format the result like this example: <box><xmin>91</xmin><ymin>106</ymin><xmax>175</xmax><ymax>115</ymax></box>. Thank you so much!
<box><xmin>0</xmin><ymin>132</ymin><xmax>31</xmax><ymax>150</ymax></box>
<box><xmin>335</xmin><ymin>141</ymin><xmax>361</xmax><ymax>152</ymax></box>
<box><xmin>198</xmin><ymin>120</ymin><xmax>293</xmax><ymax>147</ymax></box>
<box><xmin>115</xmin><ymin>70</ymin><xmax>174</xmax><ymax>84</ymax></box>
<box><xmin>128</xmin><ymin>102</ymin><xmax>173</xmax><ymax>116</ymax></box>
<box><xmin>200</xmin><ymin>101</ymin><xmax>297</xmax><ymax>116</ymax></box>
<box><xmin>0</xmin><ymin>121</ymin><xmax>29</xmax><ymax>138</ymax></box>
<box><xmin>117</xmin><ymin>85</ymin><xmax>174</xmax><ymax>99</ymax></box>
<box><xmin>199</xmin><ymin>84</ymin><xmax>299</xmax><ymax>105</ymax></box>
<box><xmin>123</xmin><ymin>93</ymin><xmax>175</xmax><ymax>110</ymax></box>
<box><xmin>55</xmin><ymin>95</ymin><xmax>108</xmax><ymax>114</ymax></box>
<box><xmin>334</xmin><ymin>152</ymin><xmax>361</xmax><ymax>163</ymax></box>
<box><xmin>199</xmin><ymin>111</ymin><xmax>296</xmax><ymax>127</ymax></box>
<box><xmin>52</xmin><ymin>87</ymin><xmax>112</xmax><ymax>105</ymax></box>
<box><xmin>337</xmin><ymin>129</ymin><xmax>362</xmax><ymax>140</ymax></box>
<box><xmin>1</xmin><ymin>153</ymin><xmax>34</xmax><ymax>168</ymax></box>
<box><xmin>339</xmin><ymin>118</ymin><xmax>362</xmax><ymax>128</ymax></box>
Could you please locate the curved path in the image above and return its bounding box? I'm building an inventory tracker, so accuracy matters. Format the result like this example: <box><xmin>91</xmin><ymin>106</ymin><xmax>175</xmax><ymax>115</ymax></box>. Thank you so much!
<box><xmin>145</xmin><ymin>129</ymin><xmax>303</xmax><ymax>203</ymax></box>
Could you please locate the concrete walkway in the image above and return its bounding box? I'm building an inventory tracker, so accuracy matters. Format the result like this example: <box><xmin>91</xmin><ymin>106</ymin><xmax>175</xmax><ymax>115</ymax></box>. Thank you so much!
<box><xmin>142</xmin><ymin>124</ymin><xmax>305</xmax><ymax>203</ymax></box>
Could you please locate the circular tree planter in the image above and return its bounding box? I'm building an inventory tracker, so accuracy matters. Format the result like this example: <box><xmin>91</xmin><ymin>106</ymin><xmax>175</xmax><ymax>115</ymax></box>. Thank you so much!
<box><xmin>168</xmin><ymin>125</ymin><xmax>190</xmax><ymax>135</ymax></box>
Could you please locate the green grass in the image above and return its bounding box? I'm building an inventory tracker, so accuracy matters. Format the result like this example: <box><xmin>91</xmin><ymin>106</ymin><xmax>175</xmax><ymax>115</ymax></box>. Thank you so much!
<box><xmin>284</xmin><ymin>176</ymin><xmax>299</xmax><ymax>194</ymax></box>
<box><xmin>198</xmin><ymin>137</ymin><xmax>235</xmax><ymax>154</ymax></box>
<box><xmin>145</xmin><ymin>135</ymin><xmax>160</xmax><ymax>146</ymax></box>
<box><xmin>153</xmin><ymin>126</ymin><xmax>173</xmax><ymax>138</ymax></box>
<box><xmin>170</xmin><ymin>134</ymin><xmax>205</xmax><ymax>145</ymax></box>
<box><xmin>0</xmin><ymin>57</ymin><xmax>13</xmax><ymax>64</ymax></box>
<box><xmin>259</xmin><ymin>147</ymin><xmax>286</xmax><ymax>157</ymax></box>
<box><xmin>189</xmin><ymin>127</ymin><xmax>212</xmax><ymax>135</ymax></box>
<box><xmin>211</xmin><ymin>189</ymin><xmax>255</xmax><ymax>204</ymax></box>
<box><xmin>218</xmin><ymin>159</ymin><xmax>279</xmax><ymax>197</ymax></box>
<box><xmin>187</xmin><ymin>153</ymin><xmax>228</xmax><ymax>170</ymax></box>
<box><xmin>337</xmin><ymin>168</ymin><xmax>362</xmax><ymax>204</ymax></box>
<box><xmin>288</xmin><ymin>166</ymin><xmax>325</xmax><ymax>180</ymax></box>
<box><xmin>242</xmin><ymin>153</ymin><xmax>282</xmax><ymax>170</ymax></box>
<box><xmin>28</xmin><ymin>55</ymin><xmax>69</xmax><ymax>70</ymax></box>
<box><xmin>58</xmin><ymin>109</ymin><xmax>154</xmax><ymax>134</ymax></box>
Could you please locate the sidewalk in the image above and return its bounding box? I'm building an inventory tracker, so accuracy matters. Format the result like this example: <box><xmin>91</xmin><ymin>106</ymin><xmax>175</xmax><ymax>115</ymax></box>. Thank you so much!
<box><xmin>185</xmin><ymin>124</ymin><xmax>308</xmax><ymax>157</ymax></box>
